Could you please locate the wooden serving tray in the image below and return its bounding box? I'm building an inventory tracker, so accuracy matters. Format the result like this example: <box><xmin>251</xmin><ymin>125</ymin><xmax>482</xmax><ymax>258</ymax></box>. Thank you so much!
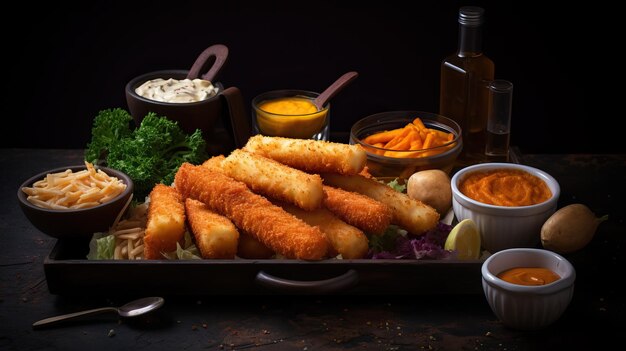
<box><xmin>44</xmin><ymin>239</ymin><xmax>483</xmax><ymax>295</ymax></box>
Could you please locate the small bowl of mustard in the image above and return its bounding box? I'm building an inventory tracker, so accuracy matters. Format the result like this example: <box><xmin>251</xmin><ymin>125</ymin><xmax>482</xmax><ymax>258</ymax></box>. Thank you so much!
<box><xmin>251</xmin><ymin>89</ymin><xmax>330</xmax><ymax>141</ymax></box>
<box><xmin>451</xmin><ymin>163</ymin><xmax>560</xmax><ymax>253</ymax></box>
<box><xmin>481</xmin><ymin>248</ymin><xmax>576</xmax><ymax>330</ymax></box>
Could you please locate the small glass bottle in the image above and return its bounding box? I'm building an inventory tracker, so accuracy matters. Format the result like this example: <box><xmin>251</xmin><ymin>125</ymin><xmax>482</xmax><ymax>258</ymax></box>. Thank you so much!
<box><xmin>439</xmin><ymin>6</ymin><xmax>495</xmax><ymax>162</ymax></box>
<box><xmin>485</xmin><ymin>80</ymin><xmax>513</xmax><ymax>161</ymax></box>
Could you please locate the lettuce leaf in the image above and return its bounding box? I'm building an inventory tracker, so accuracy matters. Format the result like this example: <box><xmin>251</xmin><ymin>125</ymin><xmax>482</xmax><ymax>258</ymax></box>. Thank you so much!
<box><xmin>86</xmin><ymin>233</ymin><xmax>116</xmax><ymax>260</ymax></box>
<box><xmin>175</xmin><ymin>242</ymin><xmax>201</xmax><ymax>260</ymax></box>
<box><xmin>162</xmin><ymin>231</ymin><xmax>201</xmax><ymax>260</ymax></box>
<box><xmin>369</xmin><ymin>225</ymin><xmax>407</xmax><ymax>253</ymax></box>
<box><xmin>387</xmin><ymin>178</ymin><xmax>407</xmax><ymax>193</ymax></box>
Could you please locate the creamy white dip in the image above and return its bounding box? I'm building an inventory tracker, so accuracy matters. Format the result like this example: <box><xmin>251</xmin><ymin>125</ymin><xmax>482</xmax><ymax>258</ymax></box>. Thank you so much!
<box><xmin>135</xmin><ymin>78</ymin><xmax>219</xmax><ymax>103</ymax></box>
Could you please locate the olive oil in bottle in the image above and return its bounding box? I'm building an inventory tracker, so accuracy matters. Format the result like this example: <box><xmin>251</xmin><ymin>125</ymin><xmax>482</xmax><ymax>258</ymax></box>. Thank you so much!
<box><xmin>440</xmin><ymin>6</ymin><xmax>494</xmax><ymax>161</ymax></box>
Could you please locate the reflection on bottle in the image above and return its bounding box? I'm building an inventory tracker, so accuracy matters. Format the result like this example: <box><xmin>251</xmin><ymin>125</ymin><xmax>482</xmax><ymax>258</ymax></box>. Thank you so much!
<box><xmin>485</xmin><ymin>80</ymin><xmax>513</xmax><ymax>161</ymax></box>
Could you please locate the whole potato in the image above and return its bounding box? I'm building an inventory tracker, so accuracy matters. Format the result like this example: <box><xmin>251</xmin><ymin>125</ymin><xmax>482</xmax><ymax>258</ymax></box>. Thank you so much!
<box><xmin>541</xmin><ymin>203</ymin><xmax>607</xmax><ymax>254</ymax></box>
<box><xmin>407</xmin><ymin>169</ymin><xmax>452</xmax><ymax>215</ymax></box>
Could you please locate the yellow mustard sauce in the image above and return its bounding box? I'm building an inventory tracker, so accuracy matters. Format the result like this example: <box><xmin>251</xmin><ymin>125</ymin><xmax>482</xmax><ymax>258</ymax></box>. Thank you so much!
<box><xmin>497</xmin><ymin>267</ymin><xmax>561</xmax><ymax>286</ymax></box>
<box><xmin>459</xmin><ymin>169</ymin><xmax>552</xmax><ymax>206</ymax></box>
<box><xmin>256</xmin><ymin>97</ymin><xmax>327</xmax><ymax>139</ymax></box>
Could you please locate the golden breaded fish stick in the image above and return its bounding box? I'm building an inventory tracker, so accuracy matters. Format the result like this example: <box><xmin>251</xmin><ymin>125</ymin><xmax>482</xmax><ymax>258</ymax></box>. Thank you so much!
<box><xmin>323</xmin><ymin>185</ymin><xmax>392</xmax><ymax>235</ymax></box>
<box><xmin>144</xmin><ymin>184</ymin><xmax>186</xmax><ymax>259</ymax></box>
<box><xmin>279</xmin><ymin>202</ymin><xmax>369</xmax><ymax>259</ymax></box>
<box><xmin>244</xmin><ymin>135</ymin><xmax>366</xmax><ymax>175</ymax></box>
<box><xmin>222</xmin><ymin>149</ymin><xmax>323</xmax><ymax>210</ymax></box>
<box><xmin>237</xmin><ymin>231</ymin><xmax>275</xmax><ymax>259</ymax></box>
<box><xmin>174</xmin><ymin>163</ymin><xmax>328</xmax><ymax>260</ymax></box>
<box><xmin>201</xmin><ymin>155</ymin><xmax>225</xmax><ymax>171</ymax></box>
<box><xmin>185</xmin><ymin>198</ymin><xmax>239</xmax><ymax>259</ymax></box>
<box><xmin>322</xmin><ymin>173</ymin><xmax>440</xmax><ymax>235</ymax></box>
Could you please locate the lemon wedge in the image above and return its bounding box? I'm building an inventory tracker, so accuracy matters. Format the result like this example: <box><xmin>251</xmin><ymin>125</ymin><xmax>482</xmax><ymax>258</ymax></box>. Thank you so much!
<box><xmin>445</xmin><ymin>219</ymin><xmax>481</xmax><ymax>260</ymax></box>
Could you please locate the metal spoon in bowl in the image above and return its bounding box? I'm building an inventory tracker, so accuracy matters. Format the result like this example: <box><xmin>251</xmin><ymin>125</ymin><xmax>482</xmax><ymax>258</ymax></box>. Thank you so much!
<box><xmin>32</xmin><ymin>297</ymin><xmax>164</xmax><ymax>329</ymax></box>
<box><xmin>312</xmin><ymin>71</ymin><xmax>359</xmax><ymax>110</ymax></box>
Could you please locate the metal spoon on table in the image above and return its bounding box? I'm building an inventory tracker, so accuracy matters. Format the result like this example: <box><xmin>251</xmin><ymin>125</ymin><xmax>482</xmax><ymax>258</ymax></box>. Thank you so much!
<box><xmin>312</xmin><ymin>71</ymin><xmax>359</xmax><ymax>110</ymax></box>
<box><xmin>32</xmin><ymin>297</ymin><xmax>164</xmax><ymax>329</ymax></box>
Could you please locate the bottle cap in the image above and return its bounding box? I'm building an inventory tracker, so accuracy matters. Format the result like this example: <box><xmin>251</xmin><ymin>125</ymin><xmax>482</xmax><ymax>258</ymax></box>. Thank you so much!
<box><xmin>459</xmin><ymin>6</ymin><xmax>485</xmax><ymax>27</ymax></box>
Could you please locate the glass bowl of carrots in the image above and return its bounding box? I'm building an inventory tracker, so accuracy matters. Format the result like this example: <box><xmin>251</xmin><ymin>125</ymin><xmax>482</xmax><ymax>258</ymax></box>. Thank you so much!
<box><xmin>350</xmin><ymin>111</ymin><xmax>462</xmax><ymax>180</ymax></box>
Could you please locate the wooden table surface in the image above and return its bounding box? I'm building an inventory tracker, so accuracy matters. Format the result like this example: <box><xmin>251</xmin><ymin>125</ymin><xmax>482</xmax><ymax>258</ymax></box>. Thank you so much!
<box><xmin>1</xmin><ymin>149</ymin><xmax>623</xmax><ymax>350</ymax></box>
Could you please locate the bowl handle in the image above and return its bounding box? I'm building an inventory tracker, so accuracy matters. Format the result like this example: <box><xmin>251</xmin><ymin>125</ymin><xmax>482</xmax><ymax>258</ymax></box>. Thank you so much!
<box><xmin>255</xmin><ymin>269</ymin><xmax>359</xmax><ymax>294</ymax></box>
<box><xmin>220</xmin><ymin>87</ymin><xmax>251</xmax><ymax>148</ymax></box>
<box><xmin>187</xmin><ymin>44</ymin><xmax>229</xmax><ymax>82</ymax></box>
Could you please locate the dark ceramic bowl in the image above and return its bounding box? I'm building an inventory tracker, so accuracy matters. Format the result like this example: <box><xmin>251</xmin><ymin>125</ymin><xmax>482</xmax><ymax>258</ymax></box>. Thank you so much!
<box><xmin>17</xmin><ymin>165</ymin><xmax>133</xmax><ymax>239</ymax></box>
<box><xmin>125</xmin><ymin>70</ymin><xmax>250</xmax><ymax>148</ymax></box>
<box><xmin>125</xmin><ymin>69</ymin><xmax>226</xmax><ymax>136</ymax></box>
<box><xmin>125</xmin><ymin>45</ymin><xmax>250</xmax><ymax>148</ymax></box>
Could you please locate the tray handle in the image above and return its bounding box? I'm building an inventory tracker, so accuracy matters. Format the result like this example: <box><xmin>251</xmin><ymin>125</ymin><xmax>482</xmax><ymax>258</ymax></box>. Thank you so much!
<box><xmin>255</xmin><ymin>269</ymin><xmax>358</xmax><ymax>294</ymax></box>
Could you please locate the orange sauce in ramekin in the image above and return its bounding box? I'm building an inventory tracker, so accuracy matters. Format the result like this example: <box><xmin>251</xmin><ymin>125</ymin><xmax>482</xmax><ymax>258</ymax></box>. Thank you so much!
<box><xmin>459</xmin><ymin>169</ymin><xmax>551</xmax><ymax>206</ymax></box>
<box><xmin>497</xmin><ymin>267</ymin><xmax>561</xmax><ymax>286</ymax></box>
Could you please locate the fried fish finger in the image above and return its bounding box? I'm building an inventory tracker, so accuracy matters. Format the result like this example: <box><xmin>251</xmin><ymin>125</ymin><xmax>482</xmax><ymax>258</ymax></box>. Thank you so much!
<box><xmin>237</xmin><ymin>231</ymin><xmax>275</xmax><ymax>259</ymax></box>
<box><xmin>201</xmin><ymin>155</ymin><xmax>225</xmax><ymax>171</ymax></box>
<box><xmin>279</xmin><ymin>202</ymin><xmax>369</xmax><ymax>259</ymax></box>
<box><xmin>323</xmin><ymin>185</ymin><xmax>392</xmax><ymax>235</ymax></box>
<box><xmin>221</xmin><ymin>149</ymin><xmax>323</xmax><ymax>210</ymax></box>
<box><xmin>185</xmin><ymin>198</ymin><xmax>239</xmax><ymax>259</ymax></box>
<box><xmin>144</xmin><ymin>184</ymin><xmax>186</xmax><ymax>259</ymax></box>
<box><xmin>322</xmin><ymin>173</ymin><xmax>440</xmax><ymax>235</ymax></box>
<box><xmin>174</xmin><ymin>163</ymin><xmax>328</xmax><ymax>260</ymax></box>
<box><xmin>243</xmin><ymin>135</ymin><xmax>366</xmax><ymax>175</ymax></box>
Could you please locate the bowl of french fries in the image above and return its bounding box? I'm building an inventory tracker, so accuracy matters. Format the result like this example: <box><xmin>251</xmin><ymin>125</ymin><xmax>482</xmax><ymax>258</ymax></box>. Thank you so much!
<box><xmin>17</xmin><ymin>162</ymin><xmax>133</xmax><ymax>239</ymax></box>
<box><xmin>350</xmin><ymin>111</ymin><xmax>462</xmax><ymax>180</ymax></box>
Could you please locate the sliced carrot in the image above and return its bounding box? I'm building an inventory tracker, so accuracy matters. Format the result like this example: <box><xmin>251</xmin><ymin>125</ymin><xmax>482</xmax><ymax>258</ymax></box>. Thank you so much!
<box><xmin>422</xmin><ymin>132</ymin><xmax>434</xmax><ymax>149</ymax></box>
<box><xmin>384</xmin><ymin>124</ymin><xmax>413</xmax><ymax>149</ymax></box>
<box><xmin>383</xmin><ymin>134</ymin><xmax>403</xmax><ymax>149</ymax></box>
<box><xmin>412</xmin><ymin>117</ymin><xmax>427</xmax><ymax>131</ymax></box>
<box><xmin>359</xmin><ymin>117</ymin><xmax>454</xmax><ymax>159</ymax></box>
<box><xmin>410</xmin><ymin>137</ymin><xmax>423</xmax><ymax>150</ymax></box>
<box><xmin>391</xmin><ymin>131</ymin><xmax>415</xmax><ymax>150</ymax></box>
<box><xmin>433</xmin><ymin>129</ymin><xmax>451</xmax><ymax>141</ymax></box>
<box><xmin>363</xmin><ymin>129</ymin><xmax>402</xmax><ymax>145</ymax></box>
<box><xmin>385</xmin><ymin>151</ymin><xmax>406</xmax><ymax>158</ymax></box>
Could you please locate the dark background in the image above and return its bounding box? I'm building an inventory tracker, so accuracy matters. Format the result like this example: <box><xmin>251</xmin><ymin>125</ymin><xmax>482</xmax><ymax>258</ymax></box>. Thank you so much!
<box><xmin>4</xmin><ymin>1</ymin><xmax>617</xmax><ymax>153</ymax></box>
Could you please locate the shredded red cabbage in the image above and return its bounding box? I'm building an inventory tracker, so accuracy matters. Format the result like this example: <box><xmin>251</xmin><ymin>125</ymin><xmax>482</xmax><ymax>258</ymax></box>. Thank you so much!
<box><xmin>368</xmin><ymin>222</ymin><xmax>454</xmax><ymax>260</ymax></box>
